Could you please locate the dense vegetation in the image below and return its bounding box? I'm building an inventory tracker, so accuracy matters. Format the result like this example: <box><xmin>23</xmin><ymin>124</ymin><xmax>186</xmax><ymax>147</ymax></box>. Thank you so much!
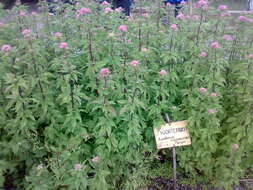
<box><xmin>0</xmin><ymin>1</ymin><xmax>253</xmax><ymax>189</ymax></box>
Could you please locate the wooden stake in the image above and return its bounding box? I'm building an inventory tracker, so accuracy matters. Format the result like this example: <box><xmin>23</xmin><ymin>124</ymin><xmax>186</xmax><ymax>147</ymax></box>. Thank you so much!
<box><xmin>165</xmin><ymin>114</ymin><xmax>177</xmax><ymax>190</ymax></box>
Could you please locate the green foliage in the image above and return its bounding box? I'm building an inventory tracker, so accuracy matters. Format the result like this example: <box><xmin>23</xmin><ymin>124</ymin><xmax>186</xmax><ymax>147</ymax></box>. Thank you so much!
<box><xmin>0</xmin><ymin>1</ymin><xmax>253</xmax><ymax>189</ymax></box>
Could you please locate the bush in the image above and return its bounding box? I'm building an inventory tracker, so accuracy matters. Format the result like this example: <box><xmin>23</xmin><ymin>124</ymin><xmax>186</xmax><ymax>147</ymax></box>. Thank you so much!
<box><xmin>0</xmin><ymin>1</ymin><xmax>253</xmax><ymax>189</ymax></box>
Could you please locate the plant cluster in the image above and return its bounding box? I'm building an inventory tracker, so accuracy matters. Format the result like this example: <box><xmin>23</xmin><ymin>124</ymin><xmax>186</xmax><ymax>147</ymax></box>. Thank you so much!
<box><xmin>0</xmin><ymin>1</ymin><xmax>253</xmax><ymax>189</ymax></box>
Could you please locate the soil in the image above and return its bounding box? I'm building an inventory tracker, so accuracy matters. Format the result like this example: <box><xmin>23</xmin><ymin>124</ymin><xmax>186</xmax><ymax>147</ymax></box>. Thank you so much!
<box><xmin>146</xmin><ymin>177</ymin><xmax>253</xmax><ymax>190</ymax></box>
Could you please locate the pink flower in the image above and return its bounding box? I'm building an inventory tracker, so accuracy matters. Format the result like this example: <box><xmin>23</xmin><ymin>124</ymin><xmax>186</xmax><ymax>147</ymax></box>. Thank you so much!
<box><xmin>159</xmin><ymin>70</ymin><xmax>167</xmax><ymax>76</ymax></box>
<box><xmin>247</xmin><ymin>54</ymin><xmax>253</xmax><ymax>59</ymax></box>
<box><xmin>141</xmin><ymin>48</ymin><xmax>148</xmax><ymax>52</ymax></box>
<box><xmin>0</xmin><ymin>22</ymin><xmax>5</xmax><ymax>27</ymax></box>
<box><xmin>126</xmin><ymin>39</ymin><xmax>132</xmax><ymax>43</ymax></box>
<box><xmin>238</xmin><ymin>15</ymin><xmax>250</xmax><ymax>22</ymax></box>
<box><xmin>22</xmin><ymin>29</ymin><xmax>31</xmax><ymax>37</ymax></box>
<box><xmin>176</xmin><ymin>13</ymin><xmax>186</xmax><ymax>20</ymax></box>
<box><xmin>199</xmin><ymin>87</ymin><xmax>207</xmax><ymax>94</ymax></box>
<box><xmin>104</xmin><ymin>7</ymin><xmax>113</xmax><ymax>13</ymax></box>
<box><xmin>101</xmin><ymin>1</ymin><xmax>110</xmax><ymax>6</ymax></box>
<box><xmin>31</xmin><ymin>11</ymin><xmax>37</xmax><ymax>16</ymax></box>
<box><xmin>115</xmin><ymin>7</ymin><xmax>123</xmax><ymax>13</ymax></box>
<box><xmin>59</xmin><ymin>42</ymin><xmax>68</xmax><ymax>49</ymax></box>
<box><xmin>180</xmin><ymin>1</ymin><xmax>186</xmax><ymax>5</ymax></box>
<box><xmin>218</xmin><ymin>5</ymin><xmax>227</xmax><ymax>11</ymax></box>
<box><xmin>48</xmin><ymin>13</ymin><xmax>54</xmax><ymax>16</ymax></box>
<box><xmin>74</xmin><ymin>164</ymin><xmax>82</xmax><ymax>171</ymax></box>
<box><xmin>170</xmin><ymin>24</ymin><xmax>178</xmax><ymax>31</ymax></box>
<box><xmin>76</xmin><ymin>7</ymin><xmax>91</xmax><ymax>17</ymax></box>
<box><xmin>220</xmin><ymin>12</ymin><xmax>231</xmax><ymax>17</ymax></box>
<box><xmin>19</xmin><ymin>10</ymin><xmax>26</xmax><ymax>16</ymax></box>
<box><xmin>130</xmin><ymin>60</ymin><xmax>140</xmax><ymax>67</ymax></box>
<box><xmin>54</xmin><ymin>32</ymin><xmax>62</xmax><ymax>38</ymax></box>
<box><xmin>208</xmin><ymin>109</ymin><xmax>217</xmax><ymax>114</ymax></box>
<box><xmin>142</xmin><ymin>13</ymin><xmax>149</xmax><ymax>18</ymax></box>
<box><xmin>192</xmin><ymin>15</ymin><xmax>200</xmax><ymax>20</ymax></box>
<box><xmin>1</xmin><ymin>44</ymin><xmax>12</xmax><ymax>52</ymax></box>
<box><xmin>223</xmin><ymin>34</ymin><xmax>232</xmax><ymax>41</ymax></box>
<box><xmin>91</xmin><ymin>156</ymin><xmax>100</xmax><ymax>163</ymax></box>
<box><xmin>199</xmin><ymin>51</ymin><xmax>208</xmax><ymax>58</ymax></box>
<box><xmin>210</xmin><ymin>92</ymin><xmax>217</xmax><ymax>97</ymax></box>
<box><xmin>118</xmin><ymin>25</ymin><xmax>127</xmax><ymax>32</ymax></box>
<box><xmin>211</xmin><ymin>41</ymin><xmax>219</xmax><ymax>49</ymax></box>
<box><xmin>196</xmin><ymin>0</ymin><xmax>208</xmax><ymax>8</ymax></box>
<box><xmin>100</xmin><ymin>68</ymin><xmax>110</xmax><ymax>77</ymax></box>
<box><xmin>166</xmin><ymin>2</ymin><xmax>171</xmax><ymax>6</ymax></box>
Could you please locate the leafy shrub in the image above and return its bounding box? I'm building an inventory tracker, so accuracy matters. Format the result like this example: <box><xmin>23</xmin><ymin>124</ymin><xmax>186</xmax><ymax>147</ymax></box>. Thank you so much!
<box><xmin>0</xmin><ymin>1</ymin><xmax>253</xmax><ymax>189</ymax></box>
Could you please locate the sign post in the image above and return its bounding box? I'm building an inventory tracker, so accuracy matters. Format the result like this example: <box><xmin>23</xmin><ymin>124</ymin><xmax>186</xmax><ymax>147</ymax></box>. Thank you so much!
<box><xmin>153</xmin><ymin>114</ymin><xmax>191</xmax><ymax>190</ymax></box>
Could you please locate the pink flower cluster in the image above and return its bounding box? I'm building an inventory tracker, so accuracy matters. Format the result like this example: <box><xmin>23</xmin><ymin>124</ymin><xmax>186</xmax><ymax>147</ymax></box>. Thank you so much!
<box><xmin>101</xmin><ymin>1</ymin><xmax>110</xmax><ymax>6</ymax></box>
<box><xmin>91</xmin><ymin>156</ymin><xmax>100</xmax><ymax>163</ymax></box>
<box><xmin>196</xmin><ymin>0</ymin><xmax>208</xmax><ymax>10</ymax></box>
<box><xmin>159</xmin><ymin>70</ymin><xmax>167</xmax><ymax>76</ymax></box>
<box><xmin>211</xmin><ymin>41</ymin><xmax>219</xmax><ymax>49</ymax></box>
<box><xmin>54</xmin><ymin>32</ymin><xmax>62</xmax><ymax>38</ymax></box>
<box><xmin>238</xmin><ymin>15</ymin><xmax>250</xmax><ymax>22</ymax></box>
<box><xmin>170</xmin><ymin>24</ymin><xmax>178</xmax><ymax>31</ymax></box>
<box><xmin>100</xmin><ymin>68</ymin><xmax>110</xmax><ymax>77</ymax></box>
<box><xmin>59</xmin><ymin>42</ymin><xmax>68</xmax><ymax>49</ymax></box>
<box><xmin>76</xmin><ymin>7</ymin><xmax>91</xmax><ymax>18</ymax></box>
<box><xmin>1</xmin><ymin>44</ymin><xmax>12</xmax><ymax>52</ymax></box>
<box><xmin>199</xmin><ymin>87</ymin><xmax>207</xmax><ymax>94</ymax></box>
<box><xmin>104</xmin><ymin>7</ymin><xmax>113</xmax><ymax>13</ymax></box>
<box><xmin>118</xmin><ymin>25</ymin><xmax>127</xmax><ymax>32</ymax></box>
<box><xmin>22</xmin><ymin>29</ymin><xmax>32</xmax><ymax>37</ymax></box>
<box><xmin>223</xmin><ymin>34</ymin><xmax>232</xmax><ymax>41</ymax></box>
<box><xmin>247</xmin><ymin>54</ymin><xmax>253</xmax><ymax>59</ymax></box>
<box><xmin>199</xmin><ymin>52</ymin><xmax>208</xmax><ymax>58</ymax></box>
<box><xmin>130</xmin><ymin>60</ymin><xmax>140</xmax><ymax>67</ymax></box>
<box><xmin>208</xmin><ymin>109</ymin><xmax>217</xmax><ymax>115</ymax></box>
<box><xmin>176</xmin><ymin>13</ymin><xmax>186</xmax><ymax>20</ymax></box>
<box><xmin>74</xmin><ymin>164</ymin><xmax>82</xmax><ymax>171</ymax></box>
<box><xmin>217</xmin><ymin>5</ymin><xmax>227</xmax><ymax>11</ymax></box>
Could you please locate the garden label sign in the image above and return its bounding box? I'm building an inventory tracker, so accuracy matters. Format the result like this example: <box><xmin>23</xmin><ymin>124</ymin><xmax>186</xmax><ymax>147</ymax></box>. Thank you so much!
<box><xmin>154</xmin><ymin>120</ymin><xmax>191</xmax><ymax>149</ymax></box>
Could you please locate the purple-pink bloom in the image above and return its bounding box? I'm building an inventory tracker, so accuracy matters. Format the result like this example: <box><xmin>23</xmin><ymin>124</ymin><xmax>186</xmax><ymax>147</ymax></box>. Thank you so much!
<box><xmin>115</xmin><ymin>7</ymin><xmax>123</xmax><ymax>13</ymax></box>
<box><xmin>101</xmin><ymin>1</ymin><xmax>110</xmax><ymax>6</ymax></box>
<box><xmin>100</xmin><ymin>68</ymin><xmax>110</xmax><ymax>77</ymax></box>
<box><xmin>210</xmin><ymin>92</ymin><xmax>217</xmax><ymax>97</ymax></box>
<box><xmin>74</xmin><ymin>164</ymin><xmax>82</xmax><ymax>171</ymax></box>
<box><xmin>211</xmin><ymin>41</ymin><xmax>219</xmax><ymax>49</ymax></box>
<box><xmin>54</xmin><ymin>32</ymin><xmax>62</xmax><ymax>38</ymax></box>
<box><xmin>118</xmin><ymin>25</ymin><xmax>127</xmax><ymax>32</ymax></box>
<box><xmin>91</xmin><ymin>156</ymin><xmax>100</xmax><ymax>163</ymax></box>
<box><xmin>196</xmin><ymin>0</ymin><xmax>208</xmax><ymax>8</ymax></box>
<box><xmin>19</xmin><ymin>10</ymin><xmax>26</xmax><ymax>16</ymax></box>
<box><xmin>199</xmin><ymin>87</ymin><xmax>207</xmax><ymax>94</ymax></box>
<box><xmin>199</xmin><ymin>52</ymin><xmax>208</xmax><ymax>58</ymax></box>
<box><xmin>104</xmin><ymin>7</ymin><xmax>113</xmax><ymax>13</ymax></box>
<box><xmin>130</xmin><ymin>60</ymin><xmax>140</xmax><ymax>67</ymax></box>
<box><xmin>208</xmin><ymin>109</ymin><xmax>217</xmax><ymax>114</ymax></box>
<box><xmin>218</xmin><ymin>5</ymin><xmax>227</xmax><ymax>11</ymax></box>
<box><xmin>192</xmin><ymin>15</ymin><xmax>200</xmax><ymax>20</ymax></box>
<box><xmin>76</xmin><ymin>7</ymin><xmax>91</xmax><ymax>17</ymax></box>
<box><xmin>59</xmin><ymin>42</ymin><xmax>68</xmax><ymax>49</ymax></box>
<box><xmin>159</xmin><ymin>70</ymin><xmax>167</xmax><ymax>76</ymax></box>
<box><xmin>247</xmin><ymin>54</ymin><xmax>253</xmax><ymax>59</ymax></box>
<box><xmin>176</xmin><ymin>13</ymin><xmax>186</xmax><ymax>20</ymax></box>
<box><xmin>166</xmin><ymin>2</ymin><xmax>171</xmax><ymax>6</ymax></box>
<box><xmin>31</xmin><ymin>11</ymin><xmax>37</xmax><ymax>16</ymax></box>
<box><xmin>223</xmin><ymin>34</ymin><xmax>232</xmax><ymax>41</ymax></box>
<box><xmin>1</xmin><ymin>44</ymin><xmax>12</xmax><ymax>52</ymax></box>
<box><xmin>170</xmin><ymin>24</ymin><xmax>178</xmax><ymax>31</ymax></box>
<box><xmin>180</xmin><ymin>1</ymin><xmax>186</xmax><ymax>5</ymax></box>
<box><xmin>22</xmin><ymin>29</ymin><xmax>31</xmax><ymax>37</ymax></box>
<box><xmin>238</xmin><ymin>15</ymin><xmax>250</xmax><ymax>22</ymax></box>
<box><xmin>0</xmin><ymin>22</ymin><xmax>5</xmax><ymax>27</ymax></box>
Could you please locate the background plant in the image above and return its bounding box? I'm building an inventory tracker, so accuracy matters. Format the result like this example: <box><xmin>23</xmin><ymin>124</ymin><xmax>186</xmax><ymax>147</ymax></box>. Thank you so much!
<box><xmin>0</xmin><ymin>1</ymin><xmax>253</xmax><ymax>189</ymax></box>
